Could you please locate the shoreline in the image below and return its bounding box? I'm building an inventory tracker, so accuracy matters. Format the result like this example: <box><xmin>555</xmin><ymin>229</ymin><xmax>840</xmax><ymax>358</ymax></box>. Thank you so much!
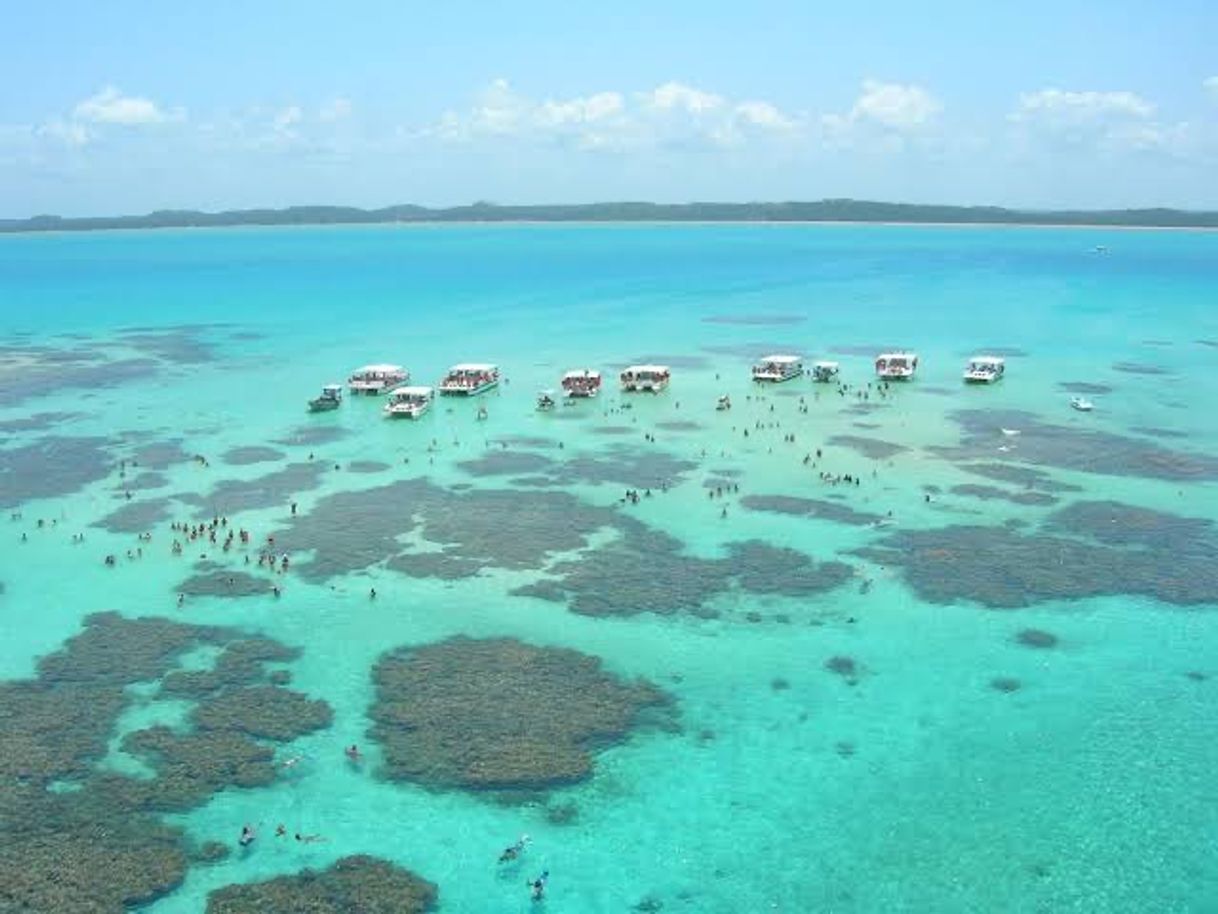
<box><xmin>3</xmin><ymin>218</ymin><xmax>1218</xmax><ymax>238</ymax></box>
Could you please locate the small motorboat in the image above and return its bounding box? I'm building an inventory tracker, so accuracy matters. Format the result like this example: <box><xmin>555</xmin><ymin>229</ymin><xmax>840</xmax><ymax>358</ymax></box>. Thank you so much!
<box><xmin>308</xmin><ymin>384</ymin><xmax>343</xmax><ymax>412</ymax></box>
<box><xmin>1070</xmin><ymin>396</ymin><xmax>1094</xmax><ymax>412</ymax></box>
<box><xmin>536</xmin><ymin>390</ymin><xmax>556</xmax><ymax>411</ymax></box>
<box><xmin>716</xmin><ymin>395</ymin><xmax>732</xmax><ymax>411</ymax></box>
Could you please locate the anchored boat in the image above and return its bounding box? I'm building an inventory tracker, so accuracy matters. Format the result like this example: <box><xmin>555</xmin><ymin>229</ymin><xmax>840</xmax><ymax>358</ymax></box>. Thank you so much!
<box><xmin>384</xmin><ymin>386</ymin><xmax>434</xmax><ymax>418</ymax></box>
<box><xmin>751</xmin><ymin>354</ymin><xmax>803</xmax><ymax>383</ymax></box>
<box><xmin>307</xmin><ymin>384</ymin><xmax>343</xmax><ymax>412</ymax></box>
<box><xmin>875</xmin><ymin>351</ymin><xmax>918</xmax><ymax>381</ymax></box>
<box><xmin>620</xmin><ymin>364</ymin><xmax>670</xmax><ymax>392</ymax></box>
<box><xmin>963</xmin><ymin>355</ymin><xmax>1005</xmax><ymax>384</ymax></box>
<box><xmin>348</xmin><ymin>364</ymin><xmax>408</xmax><ymax>394</ymax></box>
<box><xmin>438</xmin><ymin>363</ymin><xmax>500</xmax><ymax>396</ymax></box>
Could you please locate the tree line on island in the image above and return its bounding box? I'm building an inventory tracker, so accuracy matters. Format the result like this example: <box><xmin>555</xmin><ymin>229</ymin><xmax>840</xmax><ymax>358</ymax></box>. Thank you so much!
<box><xmin>3</xmin><ymin>199</ymin><xmax>1217</xmax><ymax>232</ymax></box>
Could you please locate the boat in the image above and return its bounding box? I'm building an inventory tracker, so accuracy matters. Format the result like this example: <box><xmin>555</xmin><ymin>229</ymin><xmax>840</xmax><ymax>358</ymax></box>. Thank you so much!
<box><xmin>716</xmin><ymin>395</ymin><xmax>732</xmax><ymax>411</ymax></box>
<box><xmin>1070</xmin><ymin>396</ymin><xmax>1094</xmax><ymax>412</ymax></box>
<box><xmin>811</xmin><ymin>361</ymin><xmax>840</xmax><ymax>383</ymax></box>
<box><xmin>561</xmin><ymin>369</ymin><xmax>602</xmax><ymax>398</ymax></box>
<box><xmin>963</xmin><ymin>355</ymin><xmax>1005</xmax><ymax>384</ymax></box>
<box><xmin>348</xmin><ymin>364</ymin><xmax>408</xmax><ymax>395</ymax></box>
<box><xmin>383</xmin><ymin>386</ymin><xmax>434</xmax><ymax>419</ymax></box>
<box><xmin>307</xmin><ymin>384</ymin><xmax>343</xmax><ymax>412</ymax></box>
<box><xmin>751</xmin><ymin>354</ymin><xmax>803</xmax><ymax>383</ymax></box>
<box><xmin>536</xmin><ymin>390</ymin><xmax>557</xmax><ymax>411</ymax></box>
<box><xmin>620</xmin><ymin>364</ymin><xmax>670</xmax><ymax>392</ymax></box>
<box><xmin>438</xmin><ymin>363</ymin><xmax>500</xmax><ymax>396</ymax></box>
<box><xmin>875</xmin><ymin>351</ymin><xmax>918</xmax><ymax>380</ymax></box>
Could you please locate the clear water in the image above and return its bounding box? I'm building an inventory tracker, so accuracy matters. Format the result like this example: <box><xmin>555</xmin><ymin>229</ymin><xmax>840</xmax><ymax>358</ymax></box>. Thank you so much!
<box><xmin>1</xmin><ymin>224</ymin><xmax>1216</xmax><ymax>912</ymax></box>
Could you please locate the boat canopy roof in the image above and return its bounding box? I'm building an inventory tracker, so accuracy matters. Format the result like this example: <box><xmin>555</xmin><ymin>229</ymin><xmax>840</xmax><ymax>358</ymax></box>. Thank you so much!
<box><xmin>563</xmin><ymin>369</ymin><xmax>601</xmax><ymax>379</ymax></box>
<box><xmin>758</xmin><ymin>354</ymin><xmax>801</xmax><ymax>364</ymax></box>
<box><xmin>448</xmin><ymin>362</ymin><xmax>497</xmax><ymax>372</ymax></box>
<box><xmin>353</xmin><ymin>363</ymin><xmax>405</xmax><ymax>374</ymax></box>
<box><xmin>390</xmin><ymin>385</ymin><xmax>433</xmax><ymax>397</ymax></box>
<box><xmin>623</xmin><ymin>364</ymin><xmax>670</xmax><ymax>373</ymax></box>
<box><xmin>877</xmin><ymin>351</ymin><xmax>917</xmax><ymax>360</ymax></box>
<box><xmin>968</xmin><ymin>355</ymin><xmax>1005</xmax><ymax>366</ymax></box>
<box><xmin>814</xmin><ymin>360</ymin><xmax>840</xmax><ymax>369</ymax></box>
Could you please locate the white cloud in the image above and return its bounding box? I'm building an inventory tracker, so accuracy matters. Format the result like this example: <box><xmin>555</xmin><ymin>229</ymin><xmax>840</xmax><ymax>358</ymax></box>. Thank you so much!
<box><xmin>38</xmin><ymin>118</ymin><xmax>91</xmax><ymax>147</ymax></box>
<box><xmin>426</xmin><ymin>79</ymin><xmax>796</xmax><ymax>151</ymax></box>
<box><xmin>1011</xmin><ymin>89</ymin><xmax>1154</xmax><ymax>126</ymax></box>
<box><xmin>642</xmin><ymin>82</ymin><xmax>724</xmax><ymax>114</ymax></box>
<box><xmin>849</xmin><ymin>79</ymin><xmax>942</xmax><ymax>129</ymax></box>
<box><xmin>319</xmin><ymin>98</ymin><xmax>353</xmax><ymax>122</ymax></box>
<box><xmin>73</xmin><ymin>86</ymin><xmax>172</xmax><ymax>126</ymax></box>
<box><xmin>735</xmin><ymin>101</ymin><xmax>795</xmax><ymax>131</ymax></box>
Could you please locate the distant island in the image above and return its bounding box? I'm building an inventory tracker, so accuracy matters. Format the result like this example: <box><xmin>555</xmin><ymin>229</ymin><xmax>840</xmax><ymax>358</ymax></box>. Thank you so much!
<box><xmin>3</xmin><ymin>200</ymin><xmax>1218</xmax><ymax>233</ymax></box>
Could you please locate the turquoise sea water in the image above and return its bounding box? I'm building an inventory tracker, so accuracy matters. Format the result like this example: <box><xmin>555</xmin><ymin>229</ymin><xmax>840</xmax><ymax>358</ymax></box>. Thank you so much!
<box><xmin>1</xmin><ymin>224</ymin><xmax>1217</xmax><ymax>912</ymax></box>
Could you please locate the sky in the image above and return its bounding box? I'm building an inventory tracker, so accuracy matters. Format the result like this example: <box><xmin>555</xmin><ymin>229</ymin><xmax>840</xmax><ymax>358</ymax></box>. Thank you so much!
<box><xmin>1</xmin><ymin>0</ymin><xmax>1216</xmax><ymax>216</ymax></box>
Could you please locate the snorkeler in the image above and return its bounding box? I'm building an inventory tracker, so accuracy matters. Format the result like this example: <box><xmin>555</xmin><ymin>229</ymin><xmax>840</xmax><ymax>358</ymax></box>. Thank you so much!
<box><xmin>345</xmin><ymin>744</ymin><xmax>362</xmax><ymax>763</ymax></box>
<box><xmin>498</xmin><ymin>834</ymin><xmax>530</xmax><ymax>863</ymax></box>
<box><xmin>528</xmin><ymin>870</ymin><xmax>549</xmax><ymax>901</ymax></box>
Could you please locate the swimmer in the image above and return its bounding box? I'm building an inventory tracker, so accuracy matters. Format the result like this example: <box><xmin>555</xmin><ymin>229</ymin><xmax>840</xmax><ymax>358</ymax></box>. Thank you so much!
<box><xmin>295</xmin><ymin>832</ymin><xmax>327</xmax><ymax>844</ymax></box>
<box><xmin>498</xmin><ymin>834</ymin><xmax>531</xmax><ymax>864</ymax></box>
<box><xmin>239</xmin><ymin>824</ymin><xmax>256</xmax><ymax>847</ymax></box>
<box><xmin>345</xmin><ymin>744</ymin><xmax>363</xmax><ymax>763</ymax></box>
<box><xmin>275</xmin><ymin>824</ymin><xmax>287</xmax><ymax>837</ymax></box>
<box><xmin>529</xmin><ymin>870</ymin><xmax>550</xmax><ymax>901</ymax></box>
<box><xmin>280</xmin><ymin>755</ymin><xmax>302</xmax><ymax>770</ymax></box>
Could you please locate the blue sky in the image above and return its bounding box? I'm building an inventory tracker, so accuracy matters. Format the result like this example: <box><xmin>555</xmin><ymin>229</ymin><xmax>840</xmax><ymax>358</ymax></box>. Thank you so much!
<box><xmin>1</xmin><ymin>0</ymin><xmax>1216</xmax><ymax>216</ymax></box>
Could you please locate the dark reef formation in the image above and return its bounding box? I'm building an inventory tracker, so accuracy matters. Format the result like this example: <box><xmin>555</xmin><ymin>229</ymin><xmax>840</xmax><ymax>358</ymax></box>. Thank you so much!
<box><xmin>0</xmin><ymin>436</ymin><xmax>114</xmax><ymax>508</ymax></box>
<box><xmin>205</xmin><ymin>855</ymin><xmax>438</xmax><ymax>914</ymax></box>
<box><xmin>0</xmin><ymin>612</ymin><xmax>332</xmax><ymax>913</ymax></box>
<box><xmin>826</xmin><ymin>435</ymin><xmax>909</xmax><ymax>460</ymax></box>
<box><xmin>220</xmin><ymin>445</ymin><xmax>285</xmax><ymax>466</ymax></box>
<box><xmin>276</xmin><ymin>477</ymin><xmax>850</xmax><ymax>617</ymax></box>
<box><xmin>369</xmin><ymin>637</ymin><xmax>675</xmax><ymax>796</ymax></box>
<box><xmin>856</xmin><ymin>500</ymin><xmax>1218</xmax><ymax>608</ymax></box>
<box><xmin>934</xmin><ymin>409</ymin><xmax>1218</xmax><ymax>481</ymax></box>
<box><xmin>740</xmin><ymin>493</ymin><xmax>884</xmax><ymax>527</ymax></box>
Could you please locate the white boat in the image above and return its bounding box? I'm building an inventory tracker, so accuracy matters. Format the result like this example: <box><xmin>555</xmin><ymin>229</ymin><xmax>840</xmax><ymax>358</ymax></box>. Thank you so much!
<box><xmin>751</xmin><ymin>354</ymin><xmax>803</xmax><ymax>383</ymax></box>
<box><xmin>307</xmin><ymin>384</ymin><xmax>343</xmax><ymax>412</ymax></box>
<box><xmin>384</xmin><ymin>386</ymin><xmax>434</xmax><ymax>419</ymax></box>
<box><xmin>963</xmin><ymin>355</ymin><xmax>1005</xmax><ymax>384</ymax></box>
<box><xmin>1070</xmin><ymin>396</ymin><xmax>1094</xmax><ymax>412</ymax></box>
<box><xmin>811</xmin><ymin>361</ymin><xmax>840</xmax><ymax>383</ymax></box>
<box><xmin>438</xmin><ymin>363</ymin><xmax>500</xmax><ymax>396</ymax></box>
<box><xmin>349</xmin><ymin>364</ymin><xmax>408</xmax><ymax>394</ymax></box>
<box><xmin>620</xmin><ymin>364</ymin><xmax>670</xmax><ymax>392</ymax></box>
<box><xmin>875</xmin><ymin>351</ymin><xmax>918</xmax><ymax>381</ymax></box>
<box><xmin>716</xmin><ymin>394</ymin><xmax>732</xmax><ymax>411</ymax></box>
<box><xmin>537</xmin><ymin>389</ymin><xmax>557</xmax><ymax>411</ymax></box>
<box><xmin>561</xmin><ymin>369</ymin><xmax>602</xmax><ymax>398</ymax></box>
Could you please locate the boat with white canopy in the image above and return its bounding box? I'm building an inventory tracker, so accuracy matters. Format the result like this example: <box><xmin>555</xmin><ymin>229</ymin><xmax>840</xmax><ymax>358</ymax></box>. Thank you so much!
<box><xmin>811</xmin><ymin>361</ymin><xmax>840</xmax><ymax>383</ymax></box>
<box><xmin>751</xmin><ymin>354</ymin><xmax>803</xmax><ymax>383</ymax></box>
<box><xmin>348</xmin><ymin>364</ymin><xmax>408</xmax><ymax>394</ymax></box>
<box><xmin>307</xmin><ymin>384</ymin><xmax>343</xmax><ymax>412</ymax></box>
<box><xmin>620</xmin><ymin>365</ymin><xmax>670</xmax><ymax>392</ymax></box>
<box><xmin>561</xmin><ymin>369</ymin><xmax>602</xmax><ymax>398</ymax></box>
<box><xmin>875</xmin><ymin>351</ymin><xmax>919</xmax><ymax>381</ymax></box>
<box><xmin>963</xmin><ymin>355</ymin><xmax>1005</xmax><ymax>384</ymax></box>
<box><xmin>438</xmin><ymin>363</ymin><xmax>500</xmax><ymax>396</ymax></box>
<box><xmin>384</xmin><ymin>386</ymin><xmax>434</xmax><ymax>418</ymax></box>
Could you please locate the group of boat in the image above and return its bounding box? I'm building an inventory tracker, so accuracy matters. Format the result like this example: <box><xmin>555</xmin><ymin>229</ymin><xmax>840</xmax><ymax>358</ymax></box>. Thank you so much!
<box><xmin>310</xmin><ymin>350</ymin><xmax>1032</xmax><ymax>417</ymax></box>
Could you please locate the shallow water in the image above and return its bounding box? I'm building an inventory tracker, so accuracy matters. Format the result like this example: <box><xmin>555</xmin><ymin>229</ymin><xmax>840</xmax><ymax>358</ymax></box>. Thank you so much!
<box><xmin>1</xmin><ymin>224</ymin><xmax>1217</xmax><ymax>912</ymax></box>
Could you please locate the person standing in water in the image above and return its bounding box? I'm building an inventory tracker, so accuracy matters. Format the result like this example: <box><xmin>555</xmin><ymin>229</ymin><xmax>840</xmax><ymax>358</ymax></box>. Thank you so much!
<box><xmin>529</xmin><ymin>870</ymin><xmax>549</xmax><ymax>901</ymax></box>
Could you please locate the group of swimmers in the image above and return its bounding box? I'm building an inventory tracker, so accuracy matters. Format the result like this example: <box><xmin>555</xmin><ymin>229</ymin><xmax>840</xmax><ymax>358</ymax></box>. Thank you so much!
<box><xmin>497</xmin><ymin>835</ymin><xmax>550</xmax><ymax>902</ymax></box>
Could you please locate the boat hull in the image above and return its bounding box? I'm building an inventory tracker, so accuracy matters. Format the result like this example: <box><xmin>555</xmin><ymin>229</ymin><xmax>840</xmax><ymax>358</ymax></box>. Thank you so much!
<box><xmin>752</xmin><ymin>371</ymin><xmax>801</xmax><ymax>383</ymax></box>
<box><xmin>439</xmin><ymin>380</ymin><xmax>499</xmax><ymax>396</ymax></box>
<box><xmin>307</xmin><ymin>400</ymin><xmax>340</xmax><ymax>412</ymax></box>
